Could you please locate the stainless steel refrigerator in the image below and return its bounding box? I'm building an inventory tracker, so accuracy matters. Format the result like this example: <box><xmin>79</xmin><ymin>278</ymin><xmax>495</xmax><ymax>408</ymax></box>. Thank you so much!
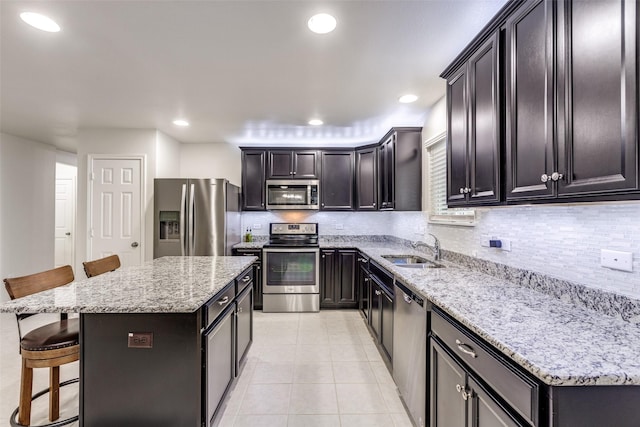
<box><xmin>154</xmin><ymin>178</ymin><xmax>240</xmax><ymax>258</ymax></box>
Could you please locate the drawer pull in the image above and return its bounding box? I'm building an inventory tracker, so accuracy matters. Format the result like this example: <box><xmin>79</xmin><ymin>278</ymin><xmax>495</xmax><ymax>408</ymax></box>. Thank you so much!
<box><xmin>242</xmin><ymin>275</ymin><xmax>251</xmax><ymax>283</ymax></box>
<box><xmin>375</xmin><ymin>290</ymin><xmax>382</xmax><ymax>296</ymax></box>
<box><xmin>217</xmin><ymin>296</ymin><xmax>230</xmax><ymax>306</ymax></box>
<box><xmin>455</xmin><ymin>339</ymin><xmax>477</xmax><ymax>358</ymax></box>
<box><xmin>462</xmin><ymin>389</ymin><xmax>473</xmax><ymax>401</ymax></box>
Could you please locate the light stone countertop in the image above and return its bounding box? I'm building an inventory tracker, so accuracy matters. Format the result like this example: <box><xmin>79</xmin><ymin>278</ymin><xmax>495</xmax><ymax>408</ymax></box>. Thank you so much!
<box><xmin>234</xmin><ymin>240</ymin><xmax>640</xmax><ymax>387</ymax></box>
<box><xmin>0</xmin><ymin>256</ymin><xmax>256</xmax><ymax>314</ymax></box>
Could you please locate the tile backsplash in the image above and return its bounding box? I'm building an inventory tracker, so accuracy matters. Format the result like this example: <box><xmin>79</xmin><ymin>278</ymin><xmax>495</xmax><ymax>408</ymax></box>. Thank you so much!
<box><xmin>242</xmin><ymin>203</ymin><xmax>640</xmax><ymax>299</ymax></box>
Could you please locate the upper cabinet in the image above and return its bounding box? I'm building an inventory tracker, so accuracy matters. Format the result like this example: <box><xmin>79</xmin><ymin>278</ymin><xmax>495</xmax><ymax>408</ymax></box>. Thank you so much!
<box><xmin>239</xmin><ymin>127</ymin><xmax>422</xmax><ymax>211</ymax></box>
<box><xmin>320</xmin><ymin>151</ymin><xmax>354</xmax><ymax>210</ymax></box>
<box><xmin>445</xmin><ymin>0</ymin><xmax>638</xmax><ymax>206</ymax></box>
<box><xmin>355</xmin><ymin>146</ymin><xmax>378</xmax><ymax>210</ymax></box>
<box><xmin>445</xmin><ymin>32</ymin><xmax>501</xmax><ymax>207</ymax></box>
<box><xmin>241</xmin><ymin>150</ymin><xmax>266</xmax><ymax>210</ymax></box>
<box><xmin>506</xmin><ymin>0</ymin><xmax>638</xmax><ymax>201</ymax></box>
<box><xmin>379</xmin><ymin>128</ymin><xmax>423</xmax><ymax>211</ymax></box>
<box><xmin>267</xmin><ymin>150</ymin><xmax>319</xmax><ymax>179</ymax></box>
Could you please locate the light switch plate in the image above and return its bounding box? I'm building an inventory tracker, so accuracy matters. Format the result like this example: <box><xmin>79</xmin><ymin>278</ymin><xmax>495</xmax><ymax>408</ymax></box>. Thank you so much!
<box><xmin>601</xmin><ymin>249</ymin><xmax>633</xmax><ymax>272</ymax></box>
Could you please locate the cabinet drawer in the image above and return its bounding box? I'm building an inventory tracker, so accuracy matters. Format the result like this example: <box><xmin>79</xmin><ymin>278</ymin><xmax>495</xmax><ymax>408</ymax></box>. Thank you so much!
<box><xmin>236</xmin><ymin>268</ymin><xmax>254</xmax><ymax>294</ymax></box>
<box><xmin>206</xmin><ymin>283</ymin><xmax>236</xmax><ymax>328</ymax></box>
<box><xmin>431</xmin><ymin>308</ymin><xmax>539</xmax><ymax>426</ymax></box>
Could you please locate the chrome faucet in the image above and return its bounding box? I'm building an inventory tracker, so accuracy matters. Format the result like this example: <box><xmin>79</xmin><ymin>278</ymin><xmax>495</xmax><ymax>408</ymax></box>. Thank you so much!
<box><xmin>412</xmin><ymin>233</ymin><xmax>441</xmax><ymax>261</ymax></box>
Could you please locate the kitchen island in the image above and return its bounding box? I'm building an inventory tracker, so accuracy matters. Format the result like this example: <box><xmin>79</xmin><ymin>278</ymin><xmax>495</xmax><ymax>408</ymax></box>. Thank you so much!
<box><xmin>0</xmin><ymin>256</ymin><xmax>256</xmax><ymax>427</ymax></box>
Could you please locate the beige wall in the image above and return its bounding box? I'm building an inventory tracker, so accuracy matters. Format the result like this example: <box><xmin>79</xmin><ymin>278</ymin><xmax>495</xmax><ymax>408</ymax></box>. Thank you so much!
<box><xmin>0</xmin><ymin>133</ymin><xmax>56</xmax><ymax>302</ymax></box>
<box><xmin>179</xmin><ymin>142</ymin><xmax>242</xmax><ymax>186</ymax></box>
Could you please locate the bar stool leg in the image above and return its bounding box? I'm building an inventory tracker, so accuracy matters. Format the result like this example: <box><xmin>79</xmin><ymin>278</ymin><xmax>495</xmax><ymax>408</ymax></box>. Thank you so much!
<box><xmin>18</xmin><ymin>358</ymin><xmax>33</xmax><ymax>426</ymax></box>
<box><xmin>50</xmin><ymin>366</ymin><xmax>60</xmax><ymax>421</ymax></box>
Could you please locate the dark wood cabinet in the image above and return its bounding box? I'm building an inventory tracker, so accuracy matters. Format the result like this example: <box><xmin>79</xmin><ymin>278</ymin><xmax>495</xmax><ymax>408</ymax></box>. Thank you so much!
<box><xmin>320</xmin><ymin>151</ymin><xmax>354</xmax><ymax>210</ymax></box>
<box><xmin>506</xmin><ymin>0</ymin><xmax>638</xmax><ymax>202</ymax></box>
<box><xmin>555</xmin><ymin>0</ymin><xmax>637</xmax><ymax>197</ymax></box>
<box><xmin>355</xmin><ymin>146</ymin><xmax>378</xmax><ymax>210</ymax></box>
<box><xmin>320</xmin><ymin>249</ymin><xmax>357</xmax><ymax>308</ymax></box>
<box><xmin>367</xmin><ymin>262</ymin><xmax>394</xmax><ymax>364</ymax></box>
<box><xmin>241</xmin><ymin>150</ymin><xmax>266</xmax><ymax>210</ymax></box>
<box><xmin>231</xmin><ymin>248</ymin><xmax>263</xmax><ymax>309</ymax></box>
<box><xmin>357</xmin><ymin>254</ymin><xmax>370</xmax><ymax>320</ymax></box>
<box><xmin>430</xmin><ymin>338</ymin><xmax>524</xmax><ymax>427</ymax></box>
<box><xmin>267</xmin><ymin>150</ymin><xmax>319</xmax><ymax>179</ymax></box>
<box><xmin>446</xmin><ymin>31</ymin><xmax>501</xmax><ymax>207</ymax></box>
<box><xmin>378</xmin><ymin>127</ymin><xmax>423</xmax><ymax>211</ymax></box>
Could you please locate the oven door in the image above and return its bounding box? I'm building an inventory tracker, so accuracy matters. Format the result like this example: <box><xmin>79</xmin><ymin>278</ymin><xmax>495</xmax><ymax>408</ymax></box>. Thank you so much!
<box><xmin>263</xmin><ymin>247</ymin><xmax>320</xmax><ymax>294</ymax></box>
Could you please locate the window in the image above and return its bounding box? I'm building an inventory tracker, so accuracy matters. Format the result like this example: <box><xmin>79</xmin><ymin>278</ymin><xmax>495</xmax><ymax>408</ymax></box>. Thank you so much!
<box><xmin>425</xmin><ymin>132</ymin><xmax>475</xmax><ymax>225</ymax></box>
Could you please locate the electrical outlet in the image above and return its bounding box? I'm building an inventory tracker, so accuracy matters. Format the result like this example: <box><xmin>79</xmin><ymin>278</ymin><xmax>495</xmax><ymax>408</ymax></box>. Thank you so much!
<box><xmin>483</xmin><ymin>236</ymin><xmax>511</xmax><ymax>251</ymax></box>
<box><xmin>252</xmin><ymin>224</ymin><xmax>262</xmax><ymax>229</ymax></box>
<box><xmin>601</xmin><ymin>249</ymin><xmax>633</xmax><ymax>272</ymax></box>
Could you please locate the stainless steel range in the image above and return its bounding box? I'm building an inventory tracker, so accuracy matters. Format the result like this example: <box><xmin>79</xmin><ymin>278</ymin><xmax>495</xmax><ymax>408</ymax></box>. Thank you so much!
<box><xmin>262</xmin><ymin>223</ymin><xmax>320</xmax><ymax>312</ymax></box>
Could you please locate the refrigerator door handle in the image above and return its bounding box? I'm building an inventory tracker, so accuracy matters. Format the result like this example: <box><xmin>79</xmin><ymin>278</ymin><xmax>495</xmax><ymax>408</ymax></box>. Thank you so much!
<box><xmin>189</xmin><ymin>183</ymin><xmax>196</xmax><ymax>255</ymax></box>
<box><xmin>180</xmin><ymin>184</ymin><xmax>187</xmax><ymax>256</ymax></box>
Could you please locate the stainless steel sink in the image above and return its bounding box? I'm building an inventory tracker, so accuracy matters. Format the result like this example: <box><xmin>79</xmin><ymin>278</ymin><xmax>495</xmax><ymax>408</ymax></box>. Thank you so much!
<box><xmin>381</xmin><ymin>255</ymin><xmax>445</xmax><ymax>269</ymax></box>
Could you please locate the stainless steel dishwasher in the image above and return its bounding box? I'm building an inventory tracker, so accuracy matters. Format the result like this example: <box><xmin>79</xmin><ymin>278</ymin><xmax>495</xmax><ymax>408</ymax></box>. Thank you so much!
<box><xmin>393</xmin><ymin>280</ymin><xmax>426</xmax><ymax>427</ymax></box>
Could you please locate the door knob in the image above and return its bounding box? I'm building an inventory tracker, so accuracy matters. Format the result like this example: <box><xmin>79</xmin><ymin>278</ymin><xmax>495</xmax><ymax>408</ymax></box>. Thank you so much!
<box><xmin>65</xmin><ymin>232</ymin><xmax>71</xmax><ymax>236</ymax></box>
<box><xmin>131</xmin><ymin>242</ymin><xmax>139</xmax><ymax>248</ymax></box>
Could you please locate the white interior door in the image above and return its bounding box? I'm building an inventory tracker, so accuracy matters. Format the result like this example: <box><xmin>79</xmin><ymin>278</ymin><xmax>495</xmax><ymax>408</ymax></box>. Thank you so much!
<box><xmin>89</xmin><ymin>156</ymin><xmax>144</xmax><ymax>267</ymax></box>
<box><xmin>54</xmin><ymin>175</ymin><xmax>75</xmax><ymax>267</ymax></box>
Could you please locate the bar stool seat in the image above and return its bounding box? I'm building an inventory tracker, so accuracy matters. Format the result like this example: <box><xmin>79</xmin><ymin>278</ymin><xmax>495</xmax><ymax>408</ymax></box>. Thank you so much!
<box><xmin>21</xmin><ymin>319</ymin><xmax>79</xmax><ymax>352</ymax></box>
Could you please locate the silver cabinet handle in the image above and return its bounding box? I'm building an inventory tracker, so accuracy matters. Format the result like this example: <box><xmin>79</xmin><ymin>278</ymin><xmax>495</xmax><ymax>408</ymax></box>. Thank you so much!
<box><xmin>541</xmin><ymin>174</ymin><xmax>550</xmax><ymax>183</ymax></box>
<box><xmin>455</xmin><ymin>339</ymin><xmax>477</xmax><ymax>358</ymax></box>
<box><xmin>238</xmin><ymin>307</ymin><xmax>243</xmax><ymax>313</ymax></box>
<box><xmin>403</xmin><ymin>293</ymin><xmax>412</xmax><ymax>304</ymax></box>
<box><xmin>242</xmin><ymin>276</ymin><xmax>251</xmax><ymax>283</ymax></box>
<box><xmin>456</xmin><ymin>384</ymin><xmax>462</xmax><ymax>393</ymax></box>
<box><xmin>289</xmin><ymin>171</ymin><xmax>293</xmax><ymax>175</ymax></box>
<box><xmin>293</xmin><ymin>171</ymin><xmax>296</xmax><ymax>175</ymax></box>
<box><xmin>462</xmin><ymin>389</ymin><xmax>473</xmax><ymax>401</ymax></box>
<box><xmin>217</xmin><ymin>296</ymin><xmax>230</xmax><ymax>306</ymax></box>
<box><xmin>364</xmin><ymin>277</ymin><xmax>370</xmax><ymax>282</ymax></box>
<box><xmin>373</xmin><ymin>202</ymin><xmax>376</xmax><ymax>207</ymax></box>
<box><xmin>131</xmin><ymin>242</ymin><xmax>139</xmax><ymax>248</ymax></box>
<box><xmin>459</xmin><ymin>187</ymin><xmax>465</xmax><ymax>194</ymax></box>
<box><xmin>551</xmin><ymin>172</ymin><xmax>564</xmax><ymax>181</ymax></box>
<box><xmin>375</xmin><ymin>290</ymin><xmax>382</xmax><ymax>296</ymax></box>
<box><xmin>464</xmin><ymin>187</ymin><xmax>470</xmax><ymax>194</ymax></box>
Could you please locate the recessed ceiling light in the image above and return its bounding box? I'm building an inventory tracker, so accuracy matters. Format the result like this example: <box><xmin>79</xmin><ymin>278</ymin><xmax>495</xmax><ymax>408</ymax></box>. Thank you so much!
<box><xmin>20</xmin><ymin>12</ymin><xmax>60</xmax><ymax>32</ymax></box>
<box><xmin>173</xmin><ymin>119</ymin><xmax>189</xmax><ymax>127</ymax></box>
<box><xmin>307</xmin><ymin>13</ymin><xmax>337</xmax><ymax>34</ymax></box>
<box><xmin>399</xmin><ymin>94</ymin><xmax>419</xmax><ymax>104</ymax></box>
<box><xmin>308</xmin><ymin>119</ymin><xmax>324</xmax><ymax>126</ymax></box>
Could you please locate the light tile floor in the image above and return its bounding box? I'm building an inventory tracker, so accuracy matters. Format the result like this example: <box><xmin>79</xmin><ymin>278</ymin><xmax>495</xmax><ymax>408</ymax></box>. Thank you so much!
<box><xmin>0</xmin><ymin>310</ymin><xmax>413</xmax><ymax>427</ymax></box>
<box><xmin>217</xmin><ymin>310</ymin><xmax>414</xmax><ymax>427</ymax></box>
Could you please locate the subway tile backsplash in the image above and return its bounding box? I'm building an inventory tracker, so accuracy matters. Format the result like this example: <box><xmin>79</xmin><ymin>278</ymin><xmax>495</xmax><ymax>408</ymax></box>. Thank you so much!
<box><xmin>242</xmin><ymin>203</ymin><xmax>640</xmax><ymax>299</ymax></box>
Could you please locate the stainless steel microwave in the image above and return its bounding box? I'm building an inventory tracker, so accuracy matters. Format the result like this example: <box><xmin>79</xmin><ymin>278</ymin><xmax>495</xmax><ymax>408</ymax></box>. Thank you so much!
<box><xmin>266</xmin><ymin>179</ymin><xmax>319</xmax><ymax>210</ymax></box>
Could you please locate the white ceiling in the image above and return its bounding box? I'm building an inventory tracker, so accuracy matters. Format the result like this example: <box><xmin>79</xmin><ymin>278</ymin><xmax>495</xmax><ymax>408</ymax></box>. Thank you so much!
<box><xmin>0</xmin><ymin>0</ymin><xmax>508</xmax><ymax>152</ymax></box>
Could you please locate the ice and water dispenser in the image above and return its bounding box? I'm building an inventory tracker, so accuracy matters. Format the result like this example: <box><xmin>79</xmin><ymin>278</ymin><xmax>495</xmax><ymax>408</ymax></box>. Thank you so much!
<box><xmin>158</xmin><ymin>211</ymin><xmax>180</xmax><ymax>240</ymax></box>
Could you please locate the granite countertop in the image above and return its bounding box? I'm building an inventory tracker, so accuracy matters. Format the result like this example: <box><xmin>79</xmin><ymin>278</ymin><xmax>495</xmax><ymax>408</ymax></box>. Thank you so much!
<box><xmin>356</xmin><ymin>245</ymin><xmax>640</xmax><ymax>387</ymax></box>
<box><xmin>0</xmin><ymin>256</ymin><xmax>256</xmax><ymax>314</ymax></box>
<box><xmin>234</xmin><ymin>239</ymin><xmax>640</xmax><ymax>387</ymax></box>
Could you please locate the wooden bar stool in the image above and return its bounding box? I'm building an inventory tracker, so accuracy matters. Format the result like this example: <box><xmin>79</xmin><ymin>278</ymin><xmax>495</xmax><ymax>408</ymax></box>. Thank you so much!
<box><xmin>4</xmin><ymin>265</ymin><xmax>79</xmax><ymax>426</ymax></box>
<box><xmin>82</xmin><ymin>254</ymin><xmax>120</xmax><ymax>278</ymax></box>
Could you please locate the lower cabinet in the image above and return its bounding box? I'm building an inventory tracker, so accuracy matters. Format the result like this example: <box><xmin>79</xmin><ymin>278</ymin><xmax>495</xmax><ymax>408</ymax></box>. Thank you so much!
<box><xmin>430</xmin><ymin>338</ymin><xmax>526</xmax><ymax>427</ymax></box>
<box><xmin>367</xmin><ymin>261</ymin><xmax>394</xmax><ymax>365</ymax></box>
<box><xmin>357</xmin><ymin>253</ymin><xmax>370</xmax><ymax>320</ymax></box>
<box><xmin>235</xmin><ymin>284</ymin><xmax>253</xmax><ymax>373</ymax></box>
<box><xmin>320</xmin><ymin>248</ymin><xmax>358</xmax><ymax>308</ymax></box>
<box><xmin>205</xmin><ymin>303</ymin><xmax>235</xmax><ymax>426</ymax></box>
<box><xmin>232</xmin><ymin>248</ymin><xmax>263</xmax><ymax>309</ymax></box>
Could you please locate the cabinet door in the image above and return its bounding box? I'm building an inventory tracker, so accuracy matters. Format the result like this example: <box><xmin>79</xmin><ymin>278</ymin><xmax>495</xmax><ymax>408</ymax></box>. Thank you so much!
<box><xmin>468</xmin><ymin>33</ymin><xmax>501</xmax><ymax>204</ymax></box>
<box><xmin>556</xmin><ymin>0</ymin><xmax>637</xmax><ymax>196</ymax></box>
<box><xmin>236</xmin><ymin>287</ymin><xmax>253</xmax><ymax>374</ymax></box>
<box><xmin>320</xmin><ymin>249</ymin><xmax>336</xmax><ymax>307</ymax></box>
<box><xmin>370</xmin><ymin>282</ymin><xmax>381</xmax><ymax>340</ymax></box>
<box><xmin>379</xmin><ymin>136</ymin><xmax>395</xmax><ymax>209</ymax></box>
<box><xmin>430</xmin><ymin>339</ymin><xmax>467</xmax><ymax>427</ymax></box>
<box><xmin>321</xmin><ymin>151</ymin><xmax>354</xmax><ymax>210</ymax></box>
<box><xmin>468</xmin><ymin>377</ymin><xmax>524</xmax><ymax>427</ymax></box>
<box><xmin>337</xmin><ymin>250</ymin><xmax>357</xmax><ymax>305</ymax></box>
<box><xmin>356</xmin><ymin>147</ymin><xmax>378</xmax><ymax>210</ymax></box>
<box><xmin>505</xmin><ymin>0</ymin><xmax>555</xmax><ymax>201</ymax></box>
<box><xmin>206</xmin><ymin>307</ymin><xmax>235</xmax><ymax>425</ymax></box>
<box><xmin>241</xmin><ymin>150</ymin><xmax>266</xmax><ymax>210</ymax></box>
<box><xmin>381</xmin><ymin>289</ymin><xmax>393</xmax><ymax>361</ymax></box>
<box><xmin>254</xmin><ymin>262</ymin><xmax>263</xmax><ymax>309</ymax></box>
<box><xmin>293</xmin><ymin>150</ymin><xmax>319</xmax><ymax>179</ymax></box>
<box><xmin>268</xmin><ymin>151</ymin><xmax>294</xmax><ymax>178</ymax></box>
<box><xmin>447</xmin><ymin>65</ymin><xmax>470</xmax><ymax>205</ymax></box>
<box><xmin>358</xmin><ymin>265</ymin><xmax>370</xmax><ymax>321</ymax></box>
